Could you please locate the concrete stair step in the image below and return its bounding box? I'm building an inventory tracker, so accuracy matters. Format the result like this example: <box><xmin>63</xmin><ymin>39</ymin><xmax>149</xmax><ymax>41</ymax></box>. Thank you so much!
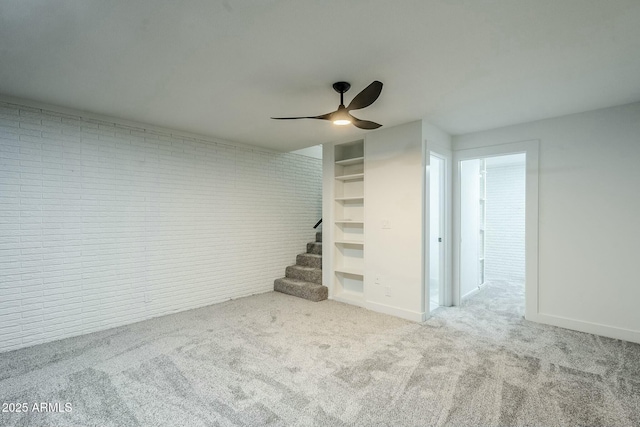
<box><xmin>296</xmin><ymin>253</ymin><xmax>322</xmax><ymax>269</ymax></box>
<box><xmin>306</xmin><ymin>242</ymin><xmax>322</xmax><ymax>255</ymax></box>
<box><xmin>285</xmin><ymin>265</ymin><xmax>322</xmax><ymax>284</ymax></box>
<box><xmin>274</xmin><ymin>278</ymin><xmax>328</xmax><ymax>302</ymax></box>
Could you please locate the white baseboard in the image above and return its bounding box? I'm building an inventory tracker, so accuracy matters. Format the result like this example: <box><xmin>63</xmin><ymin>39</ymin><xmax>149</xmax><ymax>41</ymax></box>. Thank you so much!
<box><xmin>529</xmin><ymin>312</ymin><xmax>640</xmax><ymax>344</ymax></box>
<box><xmin>365</xmin><ymin>301</ymin><xmax>427</xmax><ymax>322</ymax></box>
<box><xmin>330</xmin><ymin>293</ymin><xmax>367</xmax><ymax>309</ymax></box>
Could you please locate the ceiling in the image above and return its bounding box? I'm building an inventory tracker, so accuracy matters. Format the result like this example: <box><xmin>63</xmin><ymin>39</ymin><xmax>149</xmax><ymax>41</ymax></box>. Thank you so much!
<box><xmin>1</xmin><ymin>0</ymin><xmax>640</xmax><ymax>152</ymax></box>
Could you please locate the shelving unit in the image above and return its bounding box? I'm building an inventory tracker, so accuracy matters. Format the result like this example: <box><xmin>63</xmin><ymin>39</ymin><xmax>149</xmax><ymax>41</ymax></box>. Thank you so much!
<box><xmin>333</xmin><ymin>140</ymin><xmax>365</xmax><ymax>304</ymax></box>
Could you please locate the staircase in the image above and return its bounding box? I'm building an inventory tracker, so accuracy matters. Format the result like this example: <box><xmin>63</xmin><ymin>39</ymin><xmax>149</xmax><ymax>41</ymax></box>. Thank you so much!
<box><xmin>274</xmin><ymin>232</ymin><xmax>328</xmax><ymax>302</ymax></box>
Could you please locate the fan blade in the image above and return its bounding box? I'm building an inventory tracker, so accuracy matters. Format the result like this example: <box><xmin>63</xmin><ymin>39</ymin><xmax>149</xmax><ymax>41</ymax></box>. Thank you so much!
<box><xmin>346</xmin><ymin>81</ymin><xmax>383</xmax><ymax>111</ymax></box>
<box><xmin>272</xmin><ymin>112</ymin><xmax>333</xmax><ymax>120</ymax></box>
<box><xmin>350</xmin><ymin>115</ymin><xmax>382</xmax><ymax>130</ymax></box>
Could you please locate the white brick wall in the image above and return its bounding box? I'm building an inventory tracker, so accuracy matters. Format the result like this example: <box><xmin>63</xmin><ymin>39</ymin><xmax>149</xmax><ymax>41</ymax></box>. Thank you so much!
<box><xmin>485</xmin><ymin>162</ymin><xmax>525</xmax><ymax>282</ymax></box>
<box><xmin>0</xmin><ymin>101</ymin><xmax>322</xmax><ymax>353</ymax></box>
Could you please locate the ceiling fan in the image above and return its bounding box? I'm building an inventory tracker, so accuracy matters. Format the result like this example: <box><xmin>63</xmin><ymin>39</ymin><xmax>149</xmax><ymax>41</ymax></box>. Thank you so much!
<box><xmin>272</xmin><ymin>81</ymin><xmax>383</xmax><ymax>129</ymax></box>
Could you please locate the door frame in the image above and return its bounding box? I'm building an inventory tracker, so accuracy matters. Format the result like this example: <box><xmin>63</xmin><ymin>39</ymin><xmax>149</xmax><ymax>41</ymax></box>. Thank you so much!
<box><xmin>424</xmin><ymin>144</ymin><xmax>453</xmax><ymax>317</ymax></box>
<box><xmin>452</xmin><ymin>140</ymin><xmax>539</xmax><ymax>320</ymax></box>
<box><xmin>430</xmin><ymin>152</ymin><xmax>447</xmax><ymax>308</ymax></box>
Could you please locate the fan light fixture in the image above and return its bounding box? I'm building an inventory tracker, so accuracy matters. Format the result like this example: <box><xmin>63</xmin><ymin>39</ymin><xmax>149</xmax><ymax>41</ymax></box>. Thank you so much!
<box><xmin>332</xmin><ymin>108</ymin><xmax>352</xmax><ymax>126</ymax></box>
<box><xmin>271</xmin><ymin>81</ymin><xmax>383</xmax><ymax>129</ymax></box>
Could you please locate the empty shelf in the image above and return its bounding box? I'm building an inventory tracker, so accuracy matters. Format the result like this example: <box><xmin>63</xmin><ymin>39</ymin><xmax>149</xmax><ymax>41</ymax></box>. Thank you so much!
<box><xmin>335</xmin><ymin>173</ymin><xmax>364</xmax><ymax>181</ymax></box>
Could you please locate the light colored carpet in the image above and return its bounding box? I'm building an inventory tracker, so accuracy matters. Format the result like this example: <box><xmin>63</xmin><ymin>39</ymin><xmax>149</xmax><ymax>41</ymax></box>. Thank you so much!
<box><xmin>1</xmin><ymin>280</ymin><xmax>639</xmax><ymax>426</ymax></box>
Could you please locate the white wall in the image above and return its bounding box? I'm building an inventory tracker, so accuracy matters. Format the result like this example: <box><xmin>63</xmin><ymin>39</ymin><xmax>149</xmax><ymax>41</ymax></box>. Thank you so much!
<box><xmin>0</xmin><ymin>100</ymin><xmax>322</xmax><ymax>353</ymax></box>
<box><xmin>485</xmin><ymin>156</ymin><xmax>526</xmax><ymax>282</ymax></box>
<box><xmin>364</xmin><ymin>121</ymin><xmax>424</xmax><ymax>319</ymax></box>
<box><xmin>454</xmin><ymin>102</ymin><xmax>640</xmax><ymax>343</ymax></box>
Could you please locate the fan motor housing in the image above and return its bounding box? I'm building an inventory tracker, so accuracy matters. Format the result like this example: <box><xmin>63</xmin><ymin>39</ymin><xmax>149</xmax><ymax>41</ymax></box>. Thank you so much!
<box><xmin>332</xmin><ymin>82</ymin><xmax>351</xmax><ymax>94</ymax></box>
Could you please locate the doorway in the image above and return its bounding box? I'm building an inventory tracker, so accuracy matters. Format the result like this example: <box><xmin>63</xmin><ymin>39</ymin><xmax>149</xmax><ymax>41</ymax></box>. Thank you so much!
<box><xmin>459</xmin><ymin>154</ymin><xmax>526</xmax><ymax>301</ymax></box>
<box><xmin>452</xmin><ymin>140</ymin><xmax>539</xmax><ymax>320</ymax></box>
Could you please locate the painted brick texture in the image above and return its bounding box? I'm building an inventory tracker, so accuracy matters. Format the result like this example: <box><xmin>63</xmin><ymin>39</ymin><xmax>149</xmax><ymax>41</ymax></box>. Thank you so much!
<box><xmin>485</xmin><ymin>163</ymin><xmax>525</xmax><ymax>282</ymax></box>
<box><xmin>0</xmin><ymin>101</ymin><xmax>322</xmax><ymax>353</ymax></box>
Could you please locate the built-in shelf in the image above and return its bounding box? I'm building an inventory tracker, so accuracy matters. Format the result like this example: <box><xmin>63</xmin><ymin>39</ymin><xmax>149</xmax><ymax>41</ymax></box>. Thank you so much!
<box><xmin>335</xmin><ymin>196</ymin><xmax>364</xmax><ymax>202</ymax></box>
<box><xmin>333</xmin><ymin>139</ymin><xmax>365</xmax><ymax>306</ymax></box>
<box><xmin>335</xmin><ymin>156</ymin><xmax>364</xmax><ymax>166</ymax></box>
<box><xmin>334</xmin><ymin>240</ymin><xmax>364</xmax><ymax>245</ymax></box>
<box><xmin>335</xmin><ymin>267</ymin><xmax>364</xmax><ymax>276</ymax></box>
<box><xmin>335</xmin><ymin>173</ymin><xmax>364</xmax><ymax>181</ymax></box>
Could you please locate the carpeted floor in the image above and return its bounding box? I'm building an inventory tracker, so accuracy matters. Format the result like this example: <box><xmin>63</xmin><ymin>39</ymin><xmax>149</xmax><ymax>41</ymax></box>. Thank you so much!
<box><xmin>1</xmin><ymin>281</ymin><xmax>639</xmax><ymax>426</ymax></box>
